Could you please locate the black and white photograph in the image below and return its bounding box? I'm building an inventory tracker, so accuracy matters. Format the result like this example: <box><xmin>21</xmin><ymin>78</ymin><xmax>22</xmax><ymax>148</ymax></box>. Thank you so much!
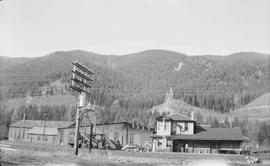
<box><xmin>0</xmin><ymin>0</ymin><xmax>269</xmax><ymax>165</ymax></box>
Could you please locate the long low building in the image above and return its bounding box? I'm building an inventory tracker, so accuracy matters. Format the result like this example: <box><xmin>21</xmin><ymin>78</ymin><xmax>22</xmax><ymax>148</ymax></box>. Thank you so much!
<box><xmin>59</xmin><ymin>122</ymin><xmax>154</xmax><ymax>147</ymax></box>
<box><xmin>8</xmin><ymin>120</ymin><xmax>72</xmax><ymax>145</ymax></box>
<box><xmin>8</xmin><ymin>120</ymin><xmax>154</xmax><ymax>147</ymax></box>
<box><xmin>151</xmin><ymin>113</ymin><xmax>247</xmax><ymax>153</ymax></box>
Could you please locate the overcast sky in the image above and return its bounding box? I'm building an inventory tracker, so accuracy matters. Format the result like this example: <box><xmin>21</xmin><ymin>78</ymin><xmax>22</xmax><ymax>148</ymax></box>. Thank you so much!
<box><xmin>1</xmin><ymin>0</ymin><xmax>270</xmax><ymax>57</ymax></box>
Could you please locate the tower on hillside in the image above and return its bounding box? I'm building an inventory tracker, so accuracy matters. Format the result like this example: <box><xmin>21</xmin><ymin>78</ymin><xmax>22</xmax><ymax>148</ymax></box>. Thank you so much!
<box><xmin>163</xmin><ymin>88</ymin><xmax>174</xmax><ymax>114</ymax></box>
<box><xmin>165</xmin><ymin>87</ymin><xmax>174</xmax><ymax>103</ymax></box>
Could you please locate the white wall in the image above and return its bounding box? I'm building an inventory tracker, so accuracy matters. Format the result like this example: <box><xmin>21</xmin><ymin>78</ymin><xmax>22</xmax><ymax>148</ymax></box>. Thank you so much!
<box><xmin>156</xmin><ymin>121</ymin><xmax>171</xmax><ymax>136</ymax></box>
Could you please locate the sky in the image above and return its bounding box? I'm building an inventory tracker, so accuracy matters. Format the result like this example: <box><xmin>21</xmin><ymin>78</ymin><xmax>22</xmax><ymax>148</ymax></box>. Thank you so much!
<box><xmin>0</xmin><ymin>0</ymin><xmax>270</xmax><ymax>57</ymax></box>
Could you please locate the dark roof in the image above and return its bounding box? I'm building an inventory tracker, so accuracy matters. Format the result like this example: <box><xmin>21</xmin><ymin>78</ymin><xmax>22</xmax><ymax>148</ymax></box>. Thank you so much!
<box><xmin>61</xmin><ymin>121</ymin><xmax>155</xmax><ymax>131</ymax></box>
<box><xmin>10</xmin><ymin>120</ymin><xmax>72</xmax><ymax>129</ymax></box>
<box><xmin>156</xmin><ymin>113</ymin><xmax>195</xmax><ymax>122</ymax></box>
<box><xmin>62</xmin><ymin>121</ymin><xmax>130</xmax><ymax>128</ymax></box>
<box><xmin>152</xmin><ymin>126</ymin><xmax>245</xmax><ymax>141</ymax></box>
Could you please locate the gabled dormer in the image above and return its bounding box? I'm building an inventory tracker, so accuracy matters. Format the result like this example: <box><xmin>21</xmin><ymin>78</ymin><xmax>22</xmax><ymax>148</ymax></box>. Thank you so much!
<box><xmin>156</xmin><ymin>113</ymin><xmax>195</xmax><ymax>136</ymax></box>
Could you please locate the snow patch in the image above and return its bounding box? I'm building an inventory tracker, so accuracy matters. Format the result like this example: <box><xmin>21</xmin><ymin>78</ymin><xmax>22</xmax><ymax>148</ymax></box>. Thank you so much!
<box><xmin>173</xmin><ymin>62</ymin><xmax>184</xmax><ymax>72</ymax></box>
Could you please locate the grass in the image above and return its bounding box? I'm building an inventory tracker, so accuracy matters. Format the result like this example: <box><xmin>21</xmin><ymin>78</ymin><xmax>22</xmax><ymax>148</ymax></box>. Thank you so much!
<box><xmin>2</xmin><ymin>141</ymin><xmax>269</xmax><ymax>166</ymax></box>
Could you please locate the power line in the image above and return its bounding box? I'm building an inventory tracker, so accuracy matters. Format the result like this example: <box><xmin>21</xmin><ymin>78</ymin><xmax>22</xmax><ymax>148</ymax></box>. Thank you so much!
<box><xmin>3</xmin><ymin>86</ymin><xmax>268</xmax><ymax>93</ymax></box>
<box><xmin>1</xmin><ymin>91</ymin><xmax>266</xmax><ymax>99</ymax></box>
<box><xmin>3</xmin><ymin>88</ymin><xmax>268</xmax><ymax>94</ymax></box>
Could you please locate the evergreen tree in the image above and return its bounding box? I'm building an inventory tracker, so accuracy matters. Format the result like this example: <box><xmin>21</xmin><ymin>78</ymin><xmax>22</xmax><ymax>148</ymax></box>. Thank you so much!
<box><xmin>194</xmin><ymin>112</ymin><xmax>203</xmax><ymax>124</ymax></box>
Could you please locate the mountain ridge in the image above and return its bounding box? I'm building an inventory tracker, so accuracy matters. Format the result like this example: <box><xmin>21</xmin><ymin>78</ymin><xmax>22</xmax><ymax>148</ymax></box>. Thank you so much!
<box><xmin>0</xmin><ymin>49</ymin><xmax>269</xmax><ymax>114</ymax></box>
<box><xmin>1</xmin><ymin>49</ymin><xmax>269</xmax><ymax>59</ymax></box>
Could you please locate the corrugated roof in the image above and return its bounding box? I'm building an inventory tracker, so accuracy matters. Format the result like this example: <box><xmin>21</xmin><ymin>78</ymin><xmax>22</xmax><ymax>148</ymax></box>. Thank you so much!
<box><xmin>152</xmin><ymin>126</ymin><xmax>245</xmax><ymax>141</ymax></box>
<box><xmin>26</xmin><ymin>127</ymin><xmax>58</xmax><ymax>135</ymax></box>
<box><xmin>10</xmin><ymin>120</ymin><xmax>72</xmax><ymax>128</ymax></box>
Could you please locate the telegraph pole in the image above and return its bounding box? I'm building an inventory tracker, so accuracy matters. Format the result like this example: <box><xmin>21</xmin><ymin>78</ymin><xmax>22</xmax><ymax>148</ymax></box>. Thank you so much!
<box><xmin>71</xmin><ymin>61</ymin><xmax>94</xmax><ymax>156</ymax></box>
<box><xmin>42</xmin><ymin>112</ymin><xmax>48</xmax><ymax>145</ymax></box>
<box><xmin>89</xmin><ymin>123</ymin><xmax>93</xmax><ymax>152</ymax></box>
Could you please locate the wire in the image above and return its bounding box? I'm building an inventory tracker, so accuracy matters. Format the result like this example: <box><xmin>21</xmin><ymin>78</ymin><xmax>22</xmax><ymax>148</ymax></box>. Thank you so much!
<box><xmin>1</xmin><ymin>90</ymin><xmax>266</xmax><ymax>96</ymax></box>
<box><xmin>1</xmin><ymin>74</ymin><xmax>268</xmax><ymax>97</ymax></box>
<box><xmin>1</xmin><ymin>83</ymin><xmax>267</xmax><ymax>92</ymax></box>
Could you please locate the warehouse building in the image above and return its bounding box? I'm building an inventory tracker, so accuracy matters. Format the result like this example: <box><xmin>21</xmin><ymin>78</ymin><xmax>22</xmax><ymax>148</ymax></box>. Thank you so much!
<box><xmin>8</xmin><ymin>120</ymin><xmax>71</xmax><ymax>145</ymax></box>
<box><xmin>8</xmin><ymin>120</ymin><xmax>154</xmax><ymax>148</ymax></box>
<box><xmin>59</xmin><ymin>122</ymin><xmax>154</xmax><ymax>147</ymax></box>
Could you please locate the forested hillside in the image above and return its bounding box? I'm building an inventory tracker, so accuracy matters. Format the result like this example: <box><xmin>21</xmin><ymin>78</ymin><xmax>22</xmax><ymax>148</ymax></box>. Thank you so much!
<box><xmin>0</xmin><ymin>49</ymin><xmax>269</xmax><ymax>141</ymax></box>
<box><xmin>1</xmin><ymin>50</ymin><xmax>269</xmax><ymax>109</ymax></box>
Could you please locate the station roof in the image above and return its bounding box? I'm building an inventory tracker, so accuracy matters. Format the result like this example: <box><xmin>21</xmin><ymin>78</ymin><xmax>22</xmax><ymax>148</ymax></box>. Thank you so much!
<box><xmin>156</xmin><ymin>113</ymin><xmax>195</xmax><ymax>122</ymax></box>
<box><xmin>152</xmin><ymin>126</ymin><xmax>246</xmax><ymax>141</ymax></box>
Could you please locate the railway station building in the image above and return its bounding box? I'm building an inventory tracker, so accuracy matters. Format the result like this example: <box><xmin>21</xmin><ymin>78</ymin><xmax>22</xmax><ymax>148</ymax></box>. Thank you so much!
<box><xmin>151</xmin><ymin>113</ymin><xmax>246</xmax><ymax>154</ymax></box>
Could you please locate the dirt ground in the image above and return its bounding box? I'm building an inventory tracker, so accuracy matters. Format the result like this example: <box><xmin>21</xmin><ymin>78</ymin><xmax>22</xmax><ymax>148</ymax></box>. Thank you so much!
<box><xmin>0</xmin><ymin>141</ymin><xmax>269</xmax><ymax>166</ymax></box>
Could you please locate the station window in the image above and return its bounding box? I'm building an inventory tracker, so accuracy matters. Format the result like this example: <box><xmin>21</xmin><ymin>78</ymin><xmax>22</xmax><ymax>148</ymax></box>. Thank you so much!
<box><xmin>185</xmin><ymin>122</ymin><xmax>188</xmax><ymax>131</ymax></box>
<box><xmin>160</xmin><ymin>121</ymin><xmax>164</xmax><ymax>130</ymax></box>
<box><xmin>18</xmin><ymin>130</ymin><xmax>21</xmax><ymax>139</ymax></box>
<box><xmin>157</xmin><ymin>122</ymin><xmax>160</xmax><ymax>130</ymax></box>
<box><xmin>37</xmin><ymin>135</ymin><xmax>41</xmax><ymax>141</ymax></box>
<box><xmin>45</xmin><ymin>136</ymin><xmax>48</xmax><ymax>141</ymax></box>
<box><xmin>164</xmin><ymin>122</ymin><xmax>166</xmax><ymax>130</ymax></box>
<box><xmin>157</xmin><ymin>139</ymin><xmax>162</xmax><ymax>146</ymax></box>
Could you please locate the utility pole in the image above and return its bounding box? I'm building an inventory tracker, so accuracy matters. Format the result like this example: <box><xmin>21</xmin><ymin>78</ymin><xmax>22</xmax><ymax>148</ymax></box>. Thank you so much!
<box><xmin>43</xmin><ymin>112</ymin><xmax>48</xmax><ymax>145</ymax></box>
<box><xmin>89</xmin><ymin>123</ymin><xmax>93</xmax><ymax>152</ymax></box>
<box><xmin>71</xmin><ymin>61</ymin><xmax>94</xmax><ymax>156</ymax></box>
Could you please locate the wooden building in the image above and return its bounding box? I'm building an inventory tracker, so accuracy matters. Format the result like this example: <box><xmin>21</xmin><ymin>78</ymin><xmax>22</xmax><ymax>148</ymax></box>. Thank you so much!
<box><xmin>8</xmin><ymin>120</ymin><xmax>154</xmax><ymax>148</ymax></box>
<box><xmin>60</xmin><ymin>122</ymin><xmax>154</xmax><ymax>147</ymax></box>
<box><xmin>151</xmin><ymin>113</ymin><xmax>246</xmax><ymax>154</ymax></box>
<box><xmin>8</xmin><ymin>120</ymin><xmax>72</xmax><ymax>145</ymax></box>
<box><xmin>26</xmin><ymin>127</ymin><xmax>59</xmax><ymax>145</ymax></box>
